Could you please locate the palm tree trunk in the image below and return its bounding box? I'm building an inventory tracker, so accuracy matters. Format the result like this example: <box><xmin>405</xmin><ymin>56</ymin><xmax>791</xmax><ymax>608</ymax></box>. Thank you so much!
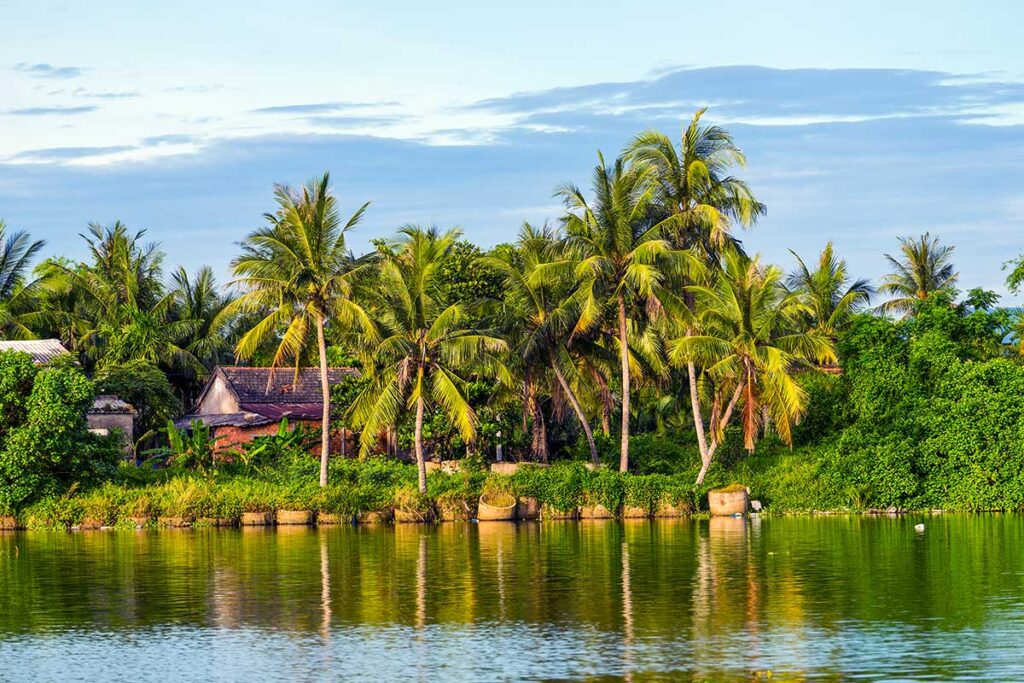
<box><xmin>316</xmin><ymin>314</ymin><xmax>331</xmax><ymax>488</ymax></box>
<box><xmin>551</xmin><ymin>354</ymin><xmax>599</xmax><ymax>465</ymax></box>
<box><xmin>414</xmin><ymin>391</ymin><xmax>427</xmax><ymax>494</ymax></box>
<box><xmin>688</xmin><ymin>358</ymin><xmax>710</xmax><ymax>463</ymax></box>
<box><xmin>695</xmin><ymin>379</ymin><xmax>745</xmax><ymax>486</ymax></box>
<box><xmin>617</xmin><ymin>294</ymin><xmax>630</xmax><ymax>472</ymax></box>
<box><xmin>530</xmin><ymin>397</ymin><xmax>548</xmax><ymax>463</ymax></box>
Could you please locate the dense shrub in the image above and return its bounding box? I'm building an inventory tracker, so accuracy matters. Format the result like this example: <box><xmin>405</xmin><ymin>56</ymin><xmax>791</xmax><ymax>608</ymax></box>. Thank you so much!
<box><xmin>0</xmin><ymin>357</ymin><xmax>121</xmax><ymax>509</ymax></box>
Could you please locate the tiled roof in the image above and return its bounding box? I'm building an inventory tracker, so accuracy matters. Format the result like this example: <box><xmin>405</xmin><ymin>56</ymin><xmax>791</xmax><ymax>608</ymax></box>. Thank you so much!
<box><xmin>218</xmin><ymin>366</ymin><xmax>360</xmax><ymax>404</ymax></box>
<box><xmin>0</xmin><ymin>339</ymin><xmax>70</xmax><ymax>365</ymax></box>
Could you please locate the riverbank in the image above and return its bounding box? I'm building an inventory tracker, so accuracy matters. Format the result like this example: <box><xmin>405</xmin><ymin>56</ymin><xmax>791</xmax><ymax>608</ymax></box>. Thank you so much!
<box><xmin>1</xmin><ymin>449</ymin><xmax>1004</xmax><ymax>532</ymax></box>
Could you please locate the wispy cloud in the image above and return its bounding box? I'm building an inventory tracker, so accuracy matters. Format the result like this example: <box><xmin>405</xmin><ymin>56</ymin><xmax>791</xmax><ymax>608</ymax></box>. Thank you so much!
<box><xmin>251</xmin><ymin>100</ymin><xmax>401</xmax><ymax>115</ymax></box>
<box><xmin>6</xmin><ymin>105</ymin><xmax>97</xmax><ymax>116</ymax></box>
<box><xmin>9</xmin><ymin>145</ymin><xmax>134</xmax><ymax>163</ymax></box>
<box><xmin>13</xmin><ymin>62</ymin><xmax>83</xmax><ymax>79</ymax></box>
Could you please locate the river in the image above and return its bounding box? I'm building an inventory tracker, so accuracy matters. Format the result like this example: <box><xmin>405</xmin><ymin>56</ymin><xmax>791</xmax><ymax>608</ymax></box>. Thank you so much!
<box><xmin>2</xmin><ymin>515</ymin><xmax>1024</xmax><ymax>681</ymax></box>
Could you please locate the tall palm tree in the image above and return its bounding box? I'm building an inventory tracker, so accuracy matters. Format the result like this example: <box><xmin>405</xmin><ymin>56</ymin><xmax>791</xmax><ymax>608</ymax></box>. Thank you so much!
<box><xmin>228</xmin><ymin>173</ymin><xmax>373</xmax><ymax>487</ymax></box>
<box><xmin>0</xmin><ymin>221</ymin><xmax>47</xmax><ymax>339</ymax></box>
<box><xmin>485</xmin><ymin>223</ymin><xmax>600</xmax><ymax>464</ymax></box>
<box><xmin>669</xmin><ymin>249</ymin><xmax>835</xmax><ymax>485</ymax></box>
<box><xmin>558</xmin><ymin>152</ymin><xmax>700</xmax><ymax>471</ymax></box>
<box><xmin>624</xmin><ymin>107</ymin><xmax>765</xmax><ymax>254</ymax></box>
<box><xmin>348</xmin><ymin>226</ymin><xmax>508</xmax><ymax>493</ymax></box>
<box><xmin>878</xmin><ymin>232</ymin><xmax>958</xmax><ymax>316</ymax></box>
<box><xmin>786</xmin><ymin>242</ymin><xmax>874</xmax><ymax>334</ymax></box>
<box><xmin>624</xmin><ymin>108</ymin><xmax>764</xmax><ymax>473</ymax></box>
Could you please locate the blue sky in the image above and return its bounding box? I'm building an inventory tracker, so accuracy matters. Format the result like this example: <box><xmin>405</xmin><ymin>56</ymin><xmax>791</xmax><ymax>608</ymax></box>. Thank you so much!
<box><xmin>2</xmin><ymin>0</ymin><xmax>1023</xmax><ymax>299</ymax></box>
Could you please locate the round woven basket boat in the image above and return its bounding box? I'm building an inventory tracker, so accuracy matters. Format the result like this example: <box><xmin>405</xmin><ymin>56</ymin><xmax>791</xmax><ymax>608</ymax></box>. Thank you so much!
<box><xmin>477</xmin><ymin>493</ymin><xmax>516</xmax><ymax>521</ymax></box>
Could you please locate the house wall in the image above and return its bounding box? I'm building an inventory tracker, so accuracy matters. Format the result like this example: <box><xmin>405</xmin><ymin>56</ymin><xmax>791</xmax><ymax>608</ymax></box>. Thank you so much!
<box><xmin>195</xmin><ymin>376</ymin><xmax>240</xmax><ymax>414</ymax></box>
<box><xmin>87</xmin><ymin>413</ymin><xmax>134</xmax><ymax>454</ymax></box>
<box><xmin>211</xmin><ymin>420</ymin><xmax>356</xmax><ymax>457</ymax></box>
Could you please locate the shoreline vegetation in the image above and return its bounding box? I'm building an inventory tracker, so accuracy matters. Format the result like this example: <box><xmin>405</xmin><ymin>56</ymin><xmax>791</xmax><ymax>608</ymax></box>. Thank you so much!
<box><xmin>3</xmin><ymin>108</ymin><xmax>1024</xmax><ymax>525</ymax></box>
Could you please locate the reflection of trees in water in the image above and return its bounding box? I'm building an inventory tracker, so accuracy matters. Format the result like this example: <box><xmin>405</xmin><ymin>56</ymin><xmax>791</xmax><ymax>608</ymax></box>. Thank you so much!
<box><xmin>2</xmin><ymin>515</ymin><xmax>1022</xmax><ymax>648</ymax></box>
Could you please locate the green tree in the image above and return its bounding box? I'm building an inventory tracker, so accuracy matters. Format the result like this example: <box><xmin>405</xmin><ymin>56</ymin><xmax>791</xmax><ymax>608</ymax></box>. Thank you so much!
<box><xmin>228</xmin><ymin>173</ymin><xmax>373</xmax><ymax>487</ymax></box>
<box><xmin>0</xmin><ymin>356</ymin><xmax>118</xmax><ymax>508</ymax></box>
<box><xmin>0</xmin><ymin>220</ymin><xmax>47</xmax><ymax>340</ymax></box>
<box><xmin>45</xmin><ymin>222</ymin><xmax>201</xmax><ymax>376</ymax></box>
<box><xmin>171</xmin><ymin>266</ymin><xmax>236</xmax><ymax>370</ymax></box>
<box><xmin>485</xmin><ymin>223</ymin><xmax>600</xmax><ymax>464</ymax></box>
<box><xmin>558</xmin><ymin>153</ymin><xmax>700</xmax><ymax>471</ymax></box>
<box><xmin>878</xmin><ymin>232</ymin><xmax>958</xmax><ymax>316</ymax></box>
<box><xmin>786</xmin><ymin>242</ymin><xmax>874</xmax><ymax>334</ymax></box>
<box><xmin>624</xmin><ymin>109</ymin><xmax>763</xmax><ymax>469</ymax></box>
<box><xmin>670</xmin><ymin>250</ymin><xmax>835</xmax><ymax>484</ymax></box>
<box><xmin>348</xmin><ymin>226</ymin><xmax>508</xmax><ymax>493</ymax></box>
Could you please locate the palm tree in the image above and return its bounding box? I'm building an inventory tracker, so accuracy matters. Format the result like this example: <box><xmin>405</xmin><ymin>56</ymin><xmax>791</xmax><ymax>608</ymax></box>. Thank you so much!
<box><xmin>485</xmin><ymin>223</ymin><xmax>600</xmax><ymax>464</ymax></box>
<box><xmin>786</xmin><ymin>242</ymin><xmax>874</xmax><ymax>334</ymax></box>
<box><xmin>228</xmin><ymin>173</ymin><xmax>373</xmax><ymax>487</ymax></box>
<box><xmin>0</xmin><ymin>221</ymin><xmax>47</xmax><ymax>339</ymax></box>
<box><xmin>669</xmin><ymin>249</ymin><xmax>835</xmax><ymax>485</ymax></box>
<box><xmin>624</xmin><ymin>107</ymin><xmax>765</xmax><ymax>254</ymax></box>
<box><xmin>558</xmin><ymin>152</ymin><xmax>700</xmax><ymax>471</ymax></box>
<box><xmin>348</xmin><ymin>226</ymin><xmax>508</xmax><ymax>493</ymax></box>
<box><xmin>44</xmin><ymin>222</ymin><xmax>201</xmax><ymax>374</ymax></box>
<box><xmin>878</xmin><ymin>232</ymin><xmax>958</xmax><ymax>316</ymax></box>
<box><xmin>624</xmin><ymin>108</ymin><xmax>764</xmax><ymax>474</ymax></box>
<box><xmin>171</xmin><ymin>266</ymin><xmax>236</xmax><ymax>369</ymax></box>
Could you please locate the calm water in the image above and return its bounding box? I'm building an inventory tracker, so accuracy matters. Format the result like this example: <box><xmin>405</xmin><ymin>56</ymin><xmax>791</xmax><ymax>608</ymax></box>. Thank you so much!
<box><xmin>3</xmin><ymin>515</ymin><xmax>1024</xmax><ymax>681</ymax></box>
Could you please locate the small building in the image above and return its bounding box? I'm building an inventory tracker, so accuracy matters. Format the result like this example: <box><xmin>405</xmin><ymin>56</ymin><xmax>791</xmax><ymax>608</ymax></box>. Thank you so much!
<box><xmin>0</xmin><ymin>339</ymin><xmax>136</xmax><ymax>451</ymax></box>
<box><xmin>176</xmin><ymin>365</ymin><xmax>360</xmax><ymax>454</ymax></box>
<box><xmin>87</xmin><ymin>395</ymin><xmax>136</xmax><ymax>453</ymax></box>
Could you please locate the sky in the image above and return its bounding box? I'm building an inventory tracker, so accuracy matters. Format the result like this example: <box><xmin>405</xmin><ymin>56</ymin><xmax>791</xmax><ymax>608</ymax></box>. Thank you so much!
<box><xmin>1</xmin><ymin>0</ymin><xmax>1023</xmax><ymax>300</ymax></box>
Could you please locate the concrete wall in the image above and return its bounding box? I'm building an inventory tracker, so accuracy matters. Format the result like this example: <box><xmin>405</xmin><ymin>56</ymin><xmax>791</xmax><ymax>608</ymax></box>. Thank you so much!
<box><xmin>195</xmin><ymin>375</ymin><xmax>240</xmax><ymax>414</ymax></box>
<box><xmin>87</xmin><ymin>413</ymin><xmax>134</xmax><ymax>453</ymax></box>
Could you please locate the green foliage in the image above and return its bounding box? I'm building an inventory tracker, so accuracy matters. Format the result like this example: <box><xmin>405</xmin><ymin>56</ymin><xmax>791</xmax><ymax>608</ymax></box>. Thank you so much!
<box><xmin>93</xmin><ymin>360</ymin><xmax>182</xmax><ymax>439</ymax></box>
<box><xmin>584</xmin><ymin>468</ymin><xmax>624</xmax><ymax>511</ymax></box>
<box><xmin>628</xmin><ymin>432</ymin><xmax>692</xmax><ymax>474</ymax></box>
<box><xmin>436</xmin><ymin>239</ymin><xmax>503</xmax><ymax>303</ymax></box>
<box><xmin>0</xmin><ymin>357</ymin><xmax>119</xmax><ymax>509</ymax></box>
<box><xmin>0</xmin><ymin>351</ymin><xmax>37</xmax><ymax>436</ymax></box>
<box><xmin>791</xmin><ymin>371</ymin><xmax>851</xmax><ymax>446</ymax></box>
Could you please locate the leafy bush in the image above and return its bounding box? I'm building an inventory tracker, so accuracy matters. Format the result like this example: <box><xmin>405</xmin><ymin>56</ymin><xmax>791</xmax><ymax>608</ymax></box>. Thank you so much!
<box><xmin>0</xmin><ymin>357</ymin><xmax>121</xmax><ymax>509</ymax></box>
<box><xmin>584</xmin><ymin>468</ymin><xmax>624</xmax><ymax>511</ymax></box>
<box><xmin>623</xmin><ymin>475</ymin><xmax>667</xmax><ymax>512</ymax></box>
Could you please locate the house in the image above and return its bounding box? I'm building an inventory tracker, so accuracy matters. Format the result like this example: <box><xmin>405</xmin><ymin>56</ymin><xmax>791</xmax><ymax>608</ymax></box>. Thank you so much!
<box><xmin>176</xmin><ymin>365</ymin><xmax>360</xmax><ymax>454</ymax></box>
<box><xmin>0</xmin><ymin>339</ymin><xmax>136</xmax><ymax>452</ymax></box>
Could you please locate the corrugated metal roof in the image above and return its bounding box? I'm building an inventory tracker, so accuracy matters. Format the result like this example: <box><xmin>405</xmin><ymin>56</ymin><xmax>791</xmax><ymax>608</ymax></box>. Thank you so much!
<box><xmin>174</xmin><ymin>412</ymin><xmax>275</xmax><ymax>429</ymax></box>
<box><xmin>89</xmin><ymin>395</ymin><xmax>136</xmax><ymax>414</ymax></box>
<box><xmin>0</xmin><ymin>339</ymin><xmax>70</xmax><ymax>365</ymax></box>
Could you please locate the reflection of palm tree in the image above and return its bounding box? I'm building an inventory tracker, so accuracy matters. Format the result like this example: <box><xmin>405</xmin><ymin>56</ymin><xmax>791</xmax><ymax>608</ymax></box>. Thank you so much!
<box><xmin>320</xmin><ymin>531</ymin><xmax>332</xmax><ymax>639</ymax></box>
<box><xmin>621</xmin><ymin>540</ymin><xmax>635</xmax><ymax>681</ymax></box>
<box><xmin>416</xmin><ymin>533</ymin><xmax>427</xmax><ymax>631</ymax></box>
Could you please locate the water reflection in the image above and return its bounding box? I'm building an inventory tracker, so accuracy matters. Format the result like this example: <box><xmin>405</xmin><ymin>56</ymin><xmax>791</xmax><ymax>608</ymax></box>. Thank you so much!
<box><xmin>3</xmin><ymin>516</ymin><xmax>1024</xmax><ymax>680</ymax></box>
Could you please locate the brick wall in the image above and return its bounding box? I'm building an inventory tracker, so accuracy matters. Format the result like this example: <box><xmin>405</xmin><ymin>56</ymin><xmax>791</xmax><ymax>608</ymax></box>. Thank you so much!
<box><xmin>212</xmin><ymin>420</ymin><xmax>357</xmax><ymax>457</ymax></box>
